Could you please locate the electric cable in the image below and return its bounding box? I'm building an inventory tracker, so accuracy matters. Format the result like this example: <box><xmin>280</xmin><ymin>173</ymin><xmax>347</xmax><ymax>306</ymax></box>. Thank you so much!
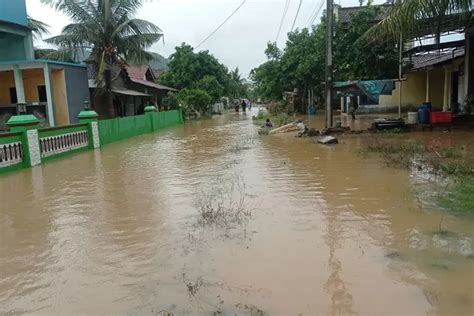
<box><xmin>196</xmin><ymin>0</ymin><xmax>247</xmax><ymax>49</ymax></box>
<box><xmin>276</xmin><ymin>0</ymin><xmax>291</xmax><ymax>42</ymax></box>
<box><xmin>290</xmin><ymin>0</ymin><xmax>303</xmax><ymax>32</ymax></box>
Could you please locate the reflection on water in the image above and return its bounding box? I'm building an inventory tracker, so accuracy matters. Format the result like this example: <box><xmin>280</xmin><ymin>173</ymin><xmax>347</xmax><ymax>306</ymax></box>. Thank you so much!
<box><xmin>0</xmin><ymin>110</ymin><xmax>472</xmax><ymax>315</ymax></box>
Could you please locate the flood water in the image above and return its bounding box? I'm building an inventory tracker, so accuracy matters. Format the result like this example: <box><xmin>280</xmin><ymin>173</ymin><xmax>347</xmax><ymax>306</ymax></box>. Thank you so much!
<box><xmin>1</xmin><ymin>110</ymin><xmax>473</xmax><ymax>315</ymax></box>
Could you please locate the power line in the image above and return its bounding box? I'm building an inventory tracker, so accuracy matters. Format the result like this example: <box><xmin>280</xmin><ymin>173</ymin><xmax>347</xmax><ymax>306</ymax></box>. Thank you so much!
<box><xmin>308</xmin><ymin>0</ymin><xmax>325</xmax><ymax>28</ymax></box>
<box><xmin>305</xmin><ymin>0</ymin><xmax>320</xmax><ymax>25</ymax></box>
<box><xmin>276</xmin><ymin>0</ymin><xmax>291</xmax><ymax>42</ymax></box>
<box><xmin>196</xmin><ymin>0</ymin><xmax>247</xmax><ymax>49</ymax></box>
<box><xmin>290</xmin><ymin>0</ymin><xmax>303</xmax><ymax>32</ymax></box>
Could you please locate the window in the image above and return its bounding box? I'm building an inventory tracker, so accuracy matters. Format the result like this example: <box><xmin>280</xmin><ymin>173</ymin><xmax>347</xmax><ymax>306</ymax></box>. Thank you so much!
<box><xmin>37</xmin><ymin>85</ymin><xmax>47</xmax><ymax>102</ymax></box>
<box><xmin>9</xmin><ymin>87</ymin><xmax>17</xmax><ymax>104</ymax></box>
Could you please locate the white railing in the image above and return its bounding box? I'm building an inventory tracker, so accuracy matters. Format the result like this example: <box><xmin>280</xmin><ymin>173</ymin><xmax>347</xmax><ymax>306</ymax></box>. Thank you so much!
<box><xmin>0</xmin><ymin>142</ymin><xmax>23</xmax><ymax>167</ymax></box>
<box><xmin>39</xmin><ymin>131</ymin><xmax>89</xmax><ymax>158</ymax></box>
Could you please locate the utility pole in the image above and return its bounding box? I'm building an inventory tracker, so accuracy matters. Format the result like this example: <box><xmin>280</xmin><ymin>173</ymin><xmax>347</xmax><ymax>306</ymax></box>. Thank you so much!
<box><xmin>325</xmin><ymin>0</ymin><xmax>334</xmax><ymax>128</ymax></box>
<box><xmin>398</xmin><ymin>32</ymin><xmax>403</xmax><ymax>119</ymax></box>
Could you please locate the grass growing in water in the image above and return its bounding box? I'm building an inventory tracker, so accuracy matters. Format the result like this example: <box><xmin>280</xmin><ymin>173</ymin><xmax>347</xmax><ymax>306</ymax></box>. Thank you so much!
<box><xmin>195</xmin><ymin>175</ymin><xmax>252</xmax><ymax>228</ymax></box>
<box><xmin>253</xmin><ymin>109</ymin><xmax>290</xmax><ymax>128</ymax></box>
<box><xmin>361</xmin><ymin>138</ymin><xmax>474</xmax><ymax>214</ymax></box>
<box><xmin>438</xmin><ymin>177</ymin><xmax>474</xmax><ymax>214</ymax></box>
<box><xmin>362</xmin><ymin>140</ymin><xmax>424</xmax><ymax>168</ymax></box>
<box><xmin>440</xmin><ymin>146</ymin><xmax>464</xmax><ymax>159</ymax></box>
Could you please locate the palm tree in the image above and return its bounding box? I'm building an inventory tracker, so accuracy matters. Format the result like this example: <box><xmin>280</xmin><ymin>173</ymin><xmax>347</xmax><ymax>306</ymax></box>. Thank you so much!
<box><xmin>368</xmin><ymin>0</ymin><xmax>472</xmax><ymax>42</ymax></box>
<box><xmin>41</xmin><ymin>0</ymin><xmax>163</xmax><ymax>117</ymax></box>
<box><xmin>28</xmin><ymin>16</ymin><xmax>50</xmax><ymax>41</ymax></box>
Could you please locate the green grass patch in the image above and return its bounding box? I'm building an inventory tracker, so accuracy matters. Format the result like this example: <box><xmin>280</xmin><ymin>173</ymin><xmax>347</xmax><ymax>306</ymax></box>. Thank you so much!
<box><xmin>361</xmin><ymin>140</ymin><xmax>424</xmax><ymax>168</ymax></box>
<box><xmin>436</xmin><ymin>162</ymin><xmax>474</xmax><ymax>176</ymax></box>
<box><xmin>253</xmin><ymin>110</ymin><xmax>290</xmax><ymax>128</ymax></box>
<box><xmin>361</xmin><ymin>138</ymin><xmax>474</xmax><ymax>214</ymax></box>
<box><xmin>438</xmin><ymin>178</ymin><xmax>474</xmax><ymax>214</ymax></box>
<box><xmin>440</xmin><ymin>146</ymin><xmax>464</xmax><ymax>159</ymax></box>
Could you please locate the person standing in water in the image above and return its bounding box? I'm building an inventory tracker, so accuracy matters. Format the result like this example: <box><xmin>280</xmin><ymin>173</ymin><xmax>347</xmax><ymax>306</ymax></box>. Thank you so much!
<box><xmin>241</xmin><ymin>99</ymin><xmax>247</xmax><ymax>112</ymax></box>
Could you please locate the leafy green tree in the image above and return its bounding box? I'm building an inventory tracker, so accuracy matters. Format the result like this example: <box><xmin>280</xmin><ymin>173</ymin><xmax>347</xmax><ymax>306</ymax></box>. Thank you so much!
<box><xmin>162</xmin><ymin>92</ymin><xmax>179</xmax><ymax>110</ymax></box>
<box><xmin>228</xmin><ymin>67</ymin><xmax>249</xmax><ymax>98</ymax></box>
<box><xmin>160</xmin><ymin>44</ymin><xmax>230</xmax><ymax>92</ymax></box>
<box><xmin>334</xmin><ymin>5</ymin><xmax>399</xmax><ymax>80</ymax></box>
<box><xmin>41</xmin><ymin>0</ymin><xmax>163</xmax><ymax>117</ymax></box>
<box><xmin>178</xmin><ymin>88</ymin><xmax>213</xmax><ymax>114</ymax></box>
<box><xmin>159</xmin><ymin>43</ymin><xmax>250</xmax><ymax>102</ymax></box>
<box><xmin>196</xmin><ymin>75</ymin><xmax>224</xmax><ymax>102</ymax></box>
<box><xmin>251</xmin><ymin>4</ymin><xmax>400</xmax><ymax>106</ymax></box>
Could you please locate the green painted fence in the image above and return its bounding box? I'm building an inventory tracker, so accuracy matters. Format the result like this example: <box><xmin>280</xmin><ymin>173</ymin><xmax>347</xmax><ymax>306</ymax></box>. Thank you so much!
<box><xmin>0</xmin><ymin>109</ymin><xmax>183</xmax><ymax>175</ymax></box>
<box><xmin>99</xmin><ymin>110</ymin><xmax>182</xmax><ymax>145</ymax></box>
<box><xmin>0</xmin><ymin>132</ymin><xmax>25</xmax><ymax>173</ymax></box>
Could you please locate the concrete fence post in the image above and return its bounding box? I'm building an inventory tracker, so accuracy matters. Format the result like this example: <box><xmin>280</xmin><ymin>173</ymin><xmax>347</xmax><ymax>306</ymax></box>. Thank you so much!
<box><xmin>78</xmin><ymin>109</ymin><xmax>100</xmax><ymax>149</ymax></box>
<box><xmin>144</xmin><ymin>105</ymin><xmax>157</xmax><ymax>131</ymax></box>
<box><xmin>7</xmin><ymin>112</ymin><xmax>41</xmax><ymax>167</ymax></box>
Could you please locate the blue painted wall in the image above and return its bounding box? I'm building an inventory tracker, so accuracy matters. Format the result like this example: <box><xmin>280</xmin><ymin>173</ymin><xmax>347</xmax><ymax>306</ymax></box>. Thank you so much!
<box><xmin>0</xmin><ymin>0</ymin><xmax>28</xmax><ymax>26</ymax></box>
<box><xmin>64</xmin><ymin>65</ymin><xmax>91</xmax><ymax>123</ymax></box>
<box><xmin>0</xmin><ymin>33</ymin><xmax>27</xmax><ymax>61</ymax></box>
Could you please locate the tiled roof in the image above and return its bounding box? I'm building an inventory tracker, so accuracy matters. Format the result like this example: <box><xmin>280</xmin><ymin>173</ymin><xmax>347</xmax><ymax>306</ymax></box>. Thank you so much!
<box><xmin>125</xmin><ymin>64</ymin><xmax>150</xmax><ymax>80</ymax></box>
<box><xmin>410</xmin><ymin>48</ymin><xmax>465</xmax><ymax>71</ymax></box>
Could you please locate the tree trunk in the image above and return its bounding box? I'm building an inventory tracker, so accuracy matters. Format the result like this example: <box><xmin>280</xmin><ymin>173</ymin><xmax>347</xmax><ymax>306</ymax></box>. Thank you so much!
<box><xmin>104</xmin><ymin>69</ymin><xmax>115</xmax><ymax>117</ymax></box>
<box><xmin>468</xmin><ymin>32</ymin><xmax>473</xmax><ymax>96</ymax></box>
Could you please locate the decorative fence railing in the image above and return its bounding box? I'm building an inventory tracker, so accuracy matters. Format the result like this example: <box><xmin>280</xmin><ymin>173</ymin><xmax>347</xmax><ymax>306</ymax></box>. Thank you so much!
<box><xmin>0</xmin><ymin>132</ymin><xmax>24</xmax><ymax>172</ymax></box>
<box><xmin>0</xmin><ymin>109</ymin><xmax>183</xmax><ymax>175</ymax></box>
<box><xmin>0</xmin><ymin>141</ymin><xmax>23</xmax><ymax>167</ymax></box>
<box><xmin>38</xmin><ymin>124</ymin><xmax>89</xmax><ymax>159</ymax></box>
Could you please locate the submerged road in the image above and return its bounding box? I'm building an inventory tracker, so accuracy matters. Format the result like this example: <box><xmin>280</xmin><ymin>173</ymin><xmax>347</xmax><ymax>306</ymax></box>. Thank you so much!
<box><xmin>1</xmin><ymin>110</ymin><xmax>473</xmax><ymax>315</ymax></box>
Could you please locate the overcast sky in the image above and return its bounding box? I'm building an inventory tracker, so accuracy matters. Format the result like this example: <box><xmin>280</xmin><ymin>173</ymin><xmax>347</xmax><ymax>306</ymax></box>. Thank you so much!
<box><xmin>26</xmin><ymin>0</ymin><xmax>386</xmax><ymax>76</ymax></box>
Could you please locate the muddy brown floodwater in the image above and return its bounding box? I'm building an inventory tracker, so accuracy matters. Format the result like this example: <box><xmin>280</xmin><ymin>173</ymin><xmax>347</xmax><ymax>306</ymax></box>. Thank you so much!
<box><xmin>1</xmin><ymin>110</ymin><xmax>473</xmax><ymax>315</ymax></box>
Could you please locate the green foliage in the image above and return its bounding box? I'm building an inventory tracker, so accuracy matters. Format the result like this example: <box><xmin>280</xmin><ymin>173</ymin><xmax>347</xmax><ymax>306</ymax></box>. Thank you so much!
<box><xmin>273</xmin><ymin>113</ymin><xmax>290</xmax><ymax>127</ymax></box>
<box><xmin>362</xmin><ymin>140</ymin><xmax>424</xmax><ymax>168</ymax></box>
<box><xmin>162</xmin><ymin>92</ymin><xmax>179</xmax><ymax>110</ymax></box>
<box><xmin>366</xmin><ymin>0</ymin><xmax>473</xmax><ymax>42</ymax></box>
<box><xmin>439</xmin><ymin>178</ymin><xmax>474</xmax><ymax>214</ymax></box>
<box><xmin>177</xmin><ymin>88</ymin><xmax>212</xmax><ymax>114</ymax></box>
<box><xmin>40</xmin><ymin>0</ymin><xmax>163</xmax><ymax>114</ymax></box>
<box><xmin>159</xmin><ymin>44</ymin><xmax>248</xmax><ymax>103</ymax></box>
<box><xmin>440</xmin><ymin>146</ymin><xmax>463</xmax><ymax>159</ymax></box>
<box><xmin>251</xmin><ymin>5</ymin><xmax>399</xmax><ymax>101</ymax></box>
<box><xmin>334</xmin><ymin>5</ymin><xmax>399</xmax><ymax>80</ymax></box>
<box><xmin>438</xmin><ymin>162</ymin><xmax>474</xmax><ymax>176</ymax></box>
<box><xmin>27</xmin><ymin>16</ymin><xmax>49</xmax><ymax>41</ymax></box>
<box><xmin>196</xmin><ymin>75</ymin><xmax>224</xmax><ymax>102</ymax></box>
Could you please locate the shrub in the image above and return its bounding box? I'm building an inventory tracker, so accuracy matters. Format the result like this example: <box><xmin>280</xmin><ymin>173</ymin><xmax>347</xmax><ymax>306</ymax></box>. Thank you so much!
<box><xmin>178</xmin><ymin>88</ymin><xmax>212</xmax><ymax>115</ymax></box>
<box><xmin>162</xmin><ymin>92</ymin><xmax>179</xmax><ymax>110</ymax></box>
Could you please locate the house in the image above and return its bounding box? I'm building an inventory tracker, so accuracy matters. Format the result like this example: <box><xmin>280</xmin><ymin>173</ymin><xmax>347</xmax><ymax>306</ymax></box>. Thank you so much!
<box><xmin>0</xmin><ymin>0</ymin><xmax>90</xmax><ymax>130</ymax></box>
<box><xmin>379</xmin><ymin>23</ymin><xmax>472</xmax><ymax>112</ymax></box>
<box><xmin>333</xmin><ymin>4</ymin><xmax>473</xmax><ymax>114</ymax></box>
<box><xmin>88</xmin><ymin>64</ymin><xmax>177</xmax><ymax>118</ymax></box>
